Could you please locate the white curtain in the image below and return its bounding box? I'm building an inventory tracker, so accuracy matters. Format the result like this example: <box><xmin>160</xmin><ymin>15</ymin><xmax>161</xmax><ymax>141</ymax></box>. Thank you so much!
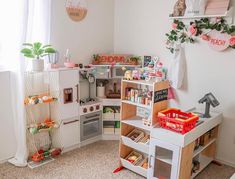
<box><xmin>0</xmin><ymin>0</ymin><xmax>52</xmax><ymax>167</ymax></box>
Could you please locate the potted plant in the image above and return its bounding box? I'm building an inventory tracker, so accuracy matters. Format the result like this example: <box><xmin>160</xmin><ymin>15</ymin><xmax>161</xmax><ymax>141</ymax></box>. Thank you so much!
<box><xmin>21</xmin><ymin>42</ymin><xmax>56</xmax><ymax>71</ymax></box>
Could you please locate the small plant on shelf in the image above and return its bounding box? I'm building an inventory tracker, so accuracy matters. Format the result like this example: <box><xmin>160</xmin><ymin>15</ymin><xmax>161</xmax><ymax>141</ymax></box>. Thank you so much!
<box><xmin>21</xmin><ymin>42</ymin><xmax>56</xmax><ymax>71</ymax></box>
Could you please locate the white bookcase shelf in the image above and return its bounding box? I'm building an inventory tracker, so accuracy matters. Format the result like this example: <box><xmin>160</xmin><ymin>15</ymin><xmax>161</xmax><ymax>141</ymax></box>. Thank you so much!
<box><xmin>169</xmin><ymin>7</ymin><xmax>234</xmax><ymax>20</ymax></box>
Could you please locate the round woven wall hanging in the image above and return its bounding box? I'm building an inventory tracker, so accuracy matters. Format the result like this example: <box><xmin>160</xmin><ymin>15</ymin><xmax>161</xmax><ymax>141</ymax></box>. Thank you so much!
<box><xmin>66</xmin><ymin>0</ymin><xmax>88</xmax><ymax>22</ymax></box>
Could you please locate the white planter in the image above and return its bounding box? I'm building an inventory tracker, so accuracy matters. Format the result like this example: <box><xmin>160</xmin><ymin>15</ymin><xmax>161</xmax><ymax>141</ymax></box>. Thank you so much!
<box><xmin>30</xmin><ymin>59</ymin><xmax>44</xmax><ymax>72</ymax></box>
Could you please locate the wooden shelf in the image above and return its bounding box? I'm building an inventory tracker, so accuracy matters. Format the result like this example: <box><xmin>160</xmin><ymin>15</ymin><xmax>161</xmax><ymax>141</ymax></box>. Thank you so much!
<box><xmin>122</xmin><ymin>116</ymin><xmax>152</xmax><ymax>131</ymax></box>
<box><xmin>91</xmin><ymin>64</ymin><xmax>141</xmax><ymax>67</ymax></box>
<box><xmin>169</xmin><ymin>7</ymin><xmax>234</xmax><ymax>20</ymax></box>
<box><xmin>193</xmin><ymin>138</ymin><xmax>216</xmax><ymax>157</ymax></box>
<box><xmin>122</xmin><ymin>100</ymin><xmax>151</xmax><ymax>110</ymax></box>
<box><xmin>122</xmin><ymin>79</ymin><xmax>154</xmax><ymax>87</ymax></box>
<box><xmin>121</xmin><ymin>135</ymin><xmax>149</xmax><ymax>154</ymax></box>
<box><xmin>191</xmin><ymin>155</ymin><xmax>213</xmax><ymax>179</ymax></box>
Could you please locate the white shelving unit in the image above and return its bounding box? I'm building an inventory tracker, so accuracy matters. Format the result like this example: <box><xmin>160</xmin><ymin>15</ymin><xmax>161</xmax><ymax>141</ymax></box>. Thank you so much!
<box><xmin>119</xmin><ymin>80</ymin><xmax>170</xmax><ymax>177</ymax></box>
<box><xmin>169</xmin><ymin>7</ymin><xmax>234</xmax><ymax>20</ymax></box>
<box><xmin>149</xmin><ymin>109</ymin><xmax>222</xmax><ymax>179</ymax></box>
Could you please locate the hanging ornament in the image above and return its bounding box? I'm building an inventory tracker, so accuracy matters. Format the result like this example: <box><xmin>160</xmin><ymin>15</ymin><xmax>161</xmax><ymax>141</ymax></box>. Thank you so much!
<box><xmin>66</xmin><ymin>0</ymin><xmax>88</xmax><ymax>22</ymax></box>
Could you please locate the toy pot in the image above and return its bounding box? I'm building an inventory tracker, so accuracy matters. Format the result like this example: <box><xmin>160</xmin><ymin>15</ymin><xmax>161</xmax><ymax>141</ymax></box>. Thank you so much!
<box><xmin>29</xmin><ymin>59</ymin><xmax>44</xmax><ymax>72</ymax></box>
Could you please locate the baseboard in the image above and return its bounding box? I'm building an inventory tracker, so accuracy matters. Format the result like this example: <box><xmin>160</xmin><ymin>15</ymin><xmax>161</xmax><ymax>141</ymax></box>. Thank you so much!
<box><xmin>62</xmin><ymin>144</ymin><xmax>81</xmax><ymax>154</ymax></box>
<box><xmin>215</xmin><ymin>158</ymin><xmax>235</xmax><ymax>168</ymax></box>
<box><xmin>0</xmin><ymin>158</ymin><xmax>10</xmax><ymax>164</ymax></box>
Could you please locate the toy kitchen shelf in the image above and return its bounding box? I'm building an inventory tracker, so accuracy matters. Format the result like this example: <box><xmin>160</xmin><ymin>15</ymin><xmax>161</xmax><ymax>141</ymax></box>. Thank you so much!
<box><xmin>119</xmin><ymin>79</ymin><xmax>170</xmax><ymax>177</ymax></box>
<box><xmin>93</xmin><ymin>64</ymin><xmax>141</xmax><ymax>140</ymax></box>
<box><xmin>24</xmin><ymin>71</ymin><xmax>62</xmax><ymax>169</ymax></box>
<box><xmin>148</xmin><ymin>109</ymin><xmax>223</xmax><ymax>179</ymax></box>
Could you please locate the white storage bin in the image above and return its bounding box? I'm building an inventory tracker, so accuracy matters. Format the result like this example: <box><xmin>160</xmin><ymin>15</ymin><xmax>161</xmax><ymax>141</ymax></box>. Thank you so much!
<box><xmin>115</xmin><ymin>128</ymin><xmax>120</xmax><ymax>134</ymax></box>
<box><xmin>103</xmin><ymin>113</ymin><xmax>115</xmax><ymax>120</ymax></box>
<box><xmin>103</xmin><ymin>127</ymin><xmax>115</xmax><ymax>134</ymax></box>
<box><xmin>120</xmin><ymin>158</ymin><xmax>147</xmax><ymax>177</ymax></box>
<box><xmin>114</xmin><ymin>113</ymin><xmax>120</xmax><ymax>120</ymax></box>
<box><xmin>121</xmin><ymin>136</ymin><xmax>149</xmax><ymax>154</ymax></box>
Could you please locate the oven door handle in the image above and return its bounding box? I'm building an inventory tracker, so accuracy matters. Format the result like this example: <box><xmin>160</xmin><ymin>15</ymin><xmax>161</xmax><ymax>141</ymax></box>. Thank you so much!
<box><xmin>83</xmin><ymin>118</ymin><xmax>99</xmax><ymax>125</ymax></box>
<box><xmin>63</xmin><ymin>119</ymin><xmax>79</xmax><ymax>125</ymax></box>
<box><xmin>85</xmin><ymin>114</ymin><xmax>100</xmax><ymax>119</ymax></box>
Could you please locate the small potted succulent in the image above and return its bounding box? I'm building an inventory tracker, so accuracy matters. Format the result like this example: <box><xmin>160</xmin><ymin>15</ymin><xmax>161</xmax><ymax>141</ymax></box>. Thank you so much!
<box><xmin>21</xmin><ymin>42</ymin><xmax>56</xmax><ymax>71</ymax></box>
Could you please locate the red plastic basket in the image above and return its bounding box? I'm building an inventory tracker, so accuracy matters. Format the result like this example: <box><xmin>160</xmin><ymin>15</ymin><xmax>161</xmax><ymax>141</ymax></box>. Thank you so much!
<box><xmin>158</xmin><ymin>108</ymin><xmax>199</xmax><ymax>134</ymax></box>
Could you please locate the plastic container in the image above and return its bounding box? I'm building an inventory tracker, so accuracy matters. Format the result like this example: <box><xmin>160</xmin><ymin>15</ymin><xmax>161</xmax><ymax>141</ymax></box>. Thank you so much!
<box><xmin>158</xmin><ymin>108</ymin><xmax>199</xmax><ymax>134</ymax></box>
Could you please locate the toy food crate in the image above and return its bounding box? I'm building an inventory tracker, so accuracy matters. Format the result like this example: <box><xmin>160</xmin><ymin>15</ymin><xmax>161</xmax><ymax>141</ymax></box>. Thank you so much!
<box><xmin>103</xmin><ymin>112</ymin><xmax>115</xmax><ymax>120</ymax></box>
<box><xmin>125</xmin><ymin>151</ymin><xmax>143</xmax><ymax>165</ymax></box>
<box><xmin>158</xmin><ymin>108</ymin><xmax>199</xmax><ymax>134</ymax></box>
<box><xmin>127</xmin><ymin>129</ymin><xmax>145</xmax><ymax>142</ymax></box>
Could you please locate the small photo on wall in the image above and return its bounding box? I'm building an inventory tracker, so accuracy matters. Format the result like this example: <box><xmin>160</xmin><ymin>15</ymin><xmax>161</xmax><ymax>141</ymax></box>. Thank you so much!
<box><xmin>143</xmin><ymin>56</ymin><xmax>152</xmax><ymax>67</ymax></box>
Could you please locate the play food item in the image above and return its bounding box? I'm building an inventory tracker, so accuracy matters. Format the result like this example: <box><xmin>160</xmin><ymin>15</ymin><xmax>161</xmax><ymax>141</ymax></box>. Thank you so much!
<box><xmin>24</xmin><ymin>94</ymin><xmax>57</xmax><ymax>106</ymax></box>
<box><xmin>142</xmin><ymin>162</ymin><xmax>148</xmax><ymax>169</ymax></box>
<box><xmin>28</xmin><ymin>119</ymin><xmax>58</xmax><ymax>135</ymax></box>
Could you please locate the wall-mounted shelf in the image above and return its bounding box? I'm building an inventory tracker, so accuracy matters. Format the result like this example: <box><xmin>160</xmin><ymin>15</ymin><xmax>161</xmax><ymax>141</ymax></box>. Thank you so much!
<box><xmin>169</xmin><ymin>7</ymin><xmax>234</xmax><ymax>20</ymax></box>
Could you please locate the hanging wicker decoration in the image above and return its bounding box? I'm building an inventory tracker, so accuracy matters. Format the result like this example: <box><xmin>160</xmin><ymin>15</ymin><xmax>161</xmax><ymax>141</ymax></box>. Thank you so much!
<box><xmin>66</xmin><ymin>0</ymin><xmax>88</xmax><ymax>22</ymax></box>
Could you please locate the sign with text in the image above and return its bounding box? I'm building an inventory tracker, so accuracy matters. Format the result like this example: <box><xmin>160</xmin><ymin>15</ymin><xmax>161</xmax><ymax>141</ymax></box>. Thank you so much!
<box><xmin>208</xmin><ymin>30</ymin><xmax>230</xmax><ymax>51</ymax></box>
<box><xmin>154</xmin><ymin>89</ymin><xmax>168</xmax><ymax>103</ymax></box>
<box><xmin>66</xmin><ymin>0</ymin><xmax>88</xmax><ymax>22</ymax></box>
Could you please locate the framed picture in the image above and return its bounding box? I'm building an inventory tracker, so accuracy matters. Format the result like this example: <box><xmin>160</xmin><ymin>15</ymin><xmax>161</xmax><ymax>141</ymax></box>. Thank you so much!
<box><xmin>143</xmin><ymin>56</ymin><xmax>152</xmax><ymax>67</ymax></box>
<box><xmin>143</xmin><ymin>55</ymin><xmax>159</xmax><ymax>67</ymax></box>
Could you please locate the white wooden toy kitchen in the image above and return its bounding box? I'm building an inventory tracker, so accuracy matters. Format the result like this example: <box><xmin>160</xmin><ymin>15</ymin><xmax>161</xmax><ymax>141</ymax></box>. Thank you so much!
<box><xmin>26</xmin><ymin>63</ymin><xmax>223</xmax><ymax>178</ymax></box>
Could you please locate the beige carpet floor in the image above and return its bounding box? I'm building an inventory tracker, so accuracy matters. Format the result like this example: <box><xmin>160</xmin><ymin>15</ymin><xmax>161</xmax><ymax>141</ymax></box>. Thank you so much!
<box><xmin>0</xmin><ymin>141</ymin><xmax>234</xmax><ymax>179</ymax></box>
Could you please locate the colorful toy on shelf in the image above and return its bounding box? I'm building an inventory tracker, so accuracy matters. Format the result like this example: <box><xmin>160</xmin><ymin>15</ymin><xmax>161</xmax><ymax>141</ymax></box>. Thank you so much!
<box><xmin>24</xmin><ymin>94</ymin><xmax>57</xmax><ymax>105</ymax></box>
<box><xmin>132</xmin><ymin>70</ymin><xmax>141</xmax><ymax>80</ymax></box>
<box><xmin>31</xmin><ymin>148</ymin><xmax>62</xmax><ymax>162</ymax></box>
<box><xmin>28</xmin><ymin>119</ymin><xmax>59</xmax><ymax>135</ymax></box>
<box><xmin>124</xmin><ymin>70</ymin><xmax>133</xmax><ymax>80</ymax></box>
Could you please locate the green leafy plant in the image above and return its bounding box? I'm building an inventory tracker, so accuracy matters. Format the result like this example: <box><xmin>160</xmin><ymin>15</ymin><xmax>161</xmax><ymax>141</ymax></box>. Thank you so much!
<box><xmin>21</xmin><ymin>42</ymin><xmax>56</xmax><ymax>59</ymax></box>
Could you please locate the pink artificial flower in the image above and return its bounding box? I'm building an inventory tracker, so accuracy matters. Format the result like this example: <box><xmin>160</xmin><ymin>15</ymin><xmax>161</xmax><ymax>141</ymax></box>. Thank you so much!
<box><xmin>201</xmin><ymin>34</ymin><xmax>210</xmax><ymax>41</ymax></box>
<box><xmin>215</xmin><ymin>17</ymin><xmax>222</xmax><ymax>23</ymax></box>
<box><xmin>189</xmin><ymin>25</ymin><xmax>197</xmax><ymax>36</ymax></box>
<box><xmin>229</xmin><ymin>36</ymin><xmax>235</xmax><ymax>46</ymax></box>
<box><xmin>172</xmin><ymin>23</ymin><xmax>178</xmax><ymax>29</ymax></box>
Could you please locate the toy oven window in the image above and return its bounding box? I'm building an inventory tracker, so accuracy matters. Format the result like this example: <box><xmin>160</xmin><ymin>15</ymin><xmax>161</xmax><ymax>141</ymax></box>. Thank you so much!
<box><xmin>64</xmin><ymin>88</ymin><xmax>73</xmax><ymax>104</ymax></box>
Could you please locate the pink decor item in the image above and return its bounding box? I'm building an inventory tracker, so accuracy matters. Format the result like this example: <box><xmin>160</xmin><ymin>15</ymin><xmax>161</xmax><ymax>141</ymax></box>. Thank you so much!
<box><xmin>189</xmin><ymin>25</ymin><xmax>197</xmax><ymax>36</ymax></box>
<box><xmin>64</xmin><ymin>62</ymin><xmax>76</xmax><ymax>68</ymax></box>
<box><xmin>229</xmin><ymin>36</ymin><xmax>235</xmax><ymax>47</ymax></box>
<box><xmin>208</xmin><ymin>30</ymin><xmax>231</xmax><ymax>51</ymax></box>
<box><xmin>201</xmin><ymin>34</ymin><xmax>210</xmax><ymax>41</ymax></box>
<box><xmin>172</xmin><ymin>23</ymin><xmax>178</xmax><ymax>29</ymax></box>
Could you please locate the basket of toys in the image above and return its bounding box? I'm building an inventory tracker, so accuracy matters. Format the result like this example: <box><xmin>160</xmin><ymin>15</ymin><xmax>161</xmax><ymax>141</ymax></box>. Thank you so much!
<box><xmin>158</xmin><ymin>108</ymin><xmax>199</xmax><ymax>134</ymax></box>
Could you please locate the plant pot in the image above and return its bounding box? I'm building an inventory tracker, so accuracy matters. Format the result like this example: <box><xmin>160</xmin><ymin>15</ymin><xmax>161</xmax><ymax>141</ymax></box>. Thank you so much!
<box><xmin>30</xmin><ymin>59</ymin><xmax>44</xmax><ymax>72</ymax></box>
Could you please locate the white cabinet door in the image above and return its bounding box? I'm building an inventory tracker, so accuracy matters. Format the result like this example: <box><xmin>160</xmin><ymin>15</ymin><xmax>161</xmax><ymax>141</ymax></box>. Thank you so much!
<box><xmin>148</xmin><ymin>138</ymin><xmax>180</xmax><ymax>179</ymax></box>
<box><xmin>59</xmin><ymin>70</ymin><xmax>79</xmax><ymax>120</ymax></box>
<box><xmin>60</xmin><ymin>118</ymin><xmax>80</xmax><ymax>149</ymax></box>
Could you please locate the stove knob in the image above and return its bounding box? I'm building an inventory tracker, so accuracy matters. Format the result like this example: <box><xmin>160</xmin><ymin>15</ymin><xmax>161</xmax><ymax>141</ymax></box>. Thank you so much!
<box><xmin>96</xmin><ymin>105</ymin><xmax>100</xmax><ymax>110</ymax></box>
<box><xmin>83</xmin><ymin>108</ymin><xmax>87</xmax><ymax>113</ymax></box>
<box><xmin>90</xmin><ymin>106</ymin><xmax>94</xmax><ymax>112</ymax></box>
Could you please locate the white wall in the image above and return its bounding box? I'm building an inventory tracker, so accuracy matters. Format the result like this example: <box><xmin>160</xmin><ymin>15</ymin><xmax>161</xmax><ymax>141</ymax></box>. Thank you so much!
<box><xmin>114</xmin><ymin>0</ymin><xmax>235</xmax><ymax>166</ymax></box>
<box><xmin>0</xmin><ymin>71</ymin><xmax>16</xmax><ymax>162</ymax></box>
<box><xmin>51</xmin><ymin>0</ymin><xmax>115</xmax><ymax>65</ymax></box>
